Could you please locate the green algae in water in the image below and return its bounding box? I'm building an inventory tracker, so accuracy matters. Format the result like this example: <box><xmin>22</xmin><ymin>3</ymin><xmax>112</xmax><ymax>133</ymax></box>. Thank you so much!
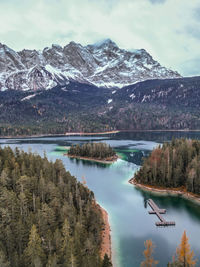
<box><xmin>55</xmin><ymin>146</ymin><xmax>70</xmax><ymax>152</ymax></box>
<box><xmin>117</xmin><ymin>149</ymin><xmax>140</xmax><ymax>153</ymax></box>
<box><xmin>116</xmin><ymin>152</ymin><xmax>128</xmax><ymax>161</ymax></box>
<box><xmin>50</xmin><ymin>146</ymin><xmax>70</xmax><ymax>156</ymax></box>
<box><xmin>116</xmin><ymin>149</ymin><xmax>140</xmax><ymax>162</ymax></box>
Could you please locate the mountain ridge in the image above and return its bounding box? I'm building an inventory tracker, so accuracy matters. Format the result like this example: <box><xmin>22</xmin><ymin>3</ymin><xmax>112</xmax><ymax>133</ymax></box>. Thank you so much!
<box><xmin>0</xmin><ymin>39</ymin><xmax>181</xmax><ymax>91</ymax></box>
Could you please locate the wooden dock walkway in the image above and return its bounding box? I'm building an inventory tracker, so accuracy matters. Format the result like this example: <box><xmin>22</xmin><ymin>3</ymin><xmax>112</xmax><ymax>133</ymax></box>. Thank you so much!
<box><xmin>148</xmin><ymin>199</ymin><xmax>175</xmax><ymax>226</ymax></box>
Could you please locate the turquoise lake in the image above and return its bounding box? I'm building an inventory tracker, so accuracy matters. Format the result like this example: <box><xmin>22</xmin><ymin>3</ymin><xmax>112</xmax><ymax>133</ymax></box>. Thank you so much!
<box><xmin>1</xmin><ymin>131</ymin><xmax>200</xmax><ymax>267</ymax></box>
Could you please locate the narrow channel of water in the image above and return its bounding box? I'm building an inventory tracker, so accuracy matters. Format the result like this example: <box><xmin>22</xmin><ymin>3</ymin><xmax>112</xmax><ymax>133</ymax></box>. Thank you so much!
<box><xmin>1</xmin><ymin>131</ymin><xmax>200</xmax><ymax>267</ymax></box>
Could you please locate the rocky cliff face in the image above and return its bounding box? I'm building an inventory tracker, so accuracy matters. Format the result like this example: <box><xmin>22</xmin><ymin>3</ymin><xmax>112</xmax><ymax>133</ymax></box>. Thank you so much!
<box><xmin>0</xmin><ymin>39</ymin><xmax>181</xmax><ymax>91</ymax></box>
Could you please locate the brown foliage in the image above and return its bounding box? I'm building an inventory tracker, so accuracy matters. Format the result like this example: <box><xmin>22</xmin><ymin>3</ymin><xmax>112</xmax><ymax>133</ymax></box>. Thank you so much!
<box><xmin>140</xmin><ymin>239</ymin><xmax>158</xmax><ymax>267</ymax></box>
<box><xmin>172</xmin><ymin>231</ymin><xmax>197</xmax><ymax>267</ymax></box>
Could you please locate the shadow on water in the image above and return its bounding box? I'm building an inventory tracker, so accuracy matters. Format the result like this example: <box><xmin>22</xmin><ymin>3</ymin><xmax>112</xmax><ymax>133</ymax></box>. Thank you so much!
<box><xmin>116</xmin><ymin>148</ymin><xmax>147</xmax><ymax>166</ymax></box>
<box><xmin>119</xmin><ymin>233</ymin><xmax>173</xmax><ymax>267</ymax></box>
<box><xmin>68</xmin><ymin>157</ymin><xmax>111</xmax><ymax>168</ymax></box>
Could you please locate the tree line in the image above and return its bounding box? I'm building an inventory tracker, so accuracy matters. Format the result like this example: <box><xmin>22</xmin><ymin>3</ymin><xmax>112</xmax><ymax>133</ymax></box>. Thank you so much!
<box><xmin>68</xmin><ymin>142</ymin><xmax>116</xmax><ymax>160</ymax></box>
<box><xmin>135</xmin><ymin>138</ymin><xmax>200</xmax><ymax>195</ymax></box>
<box><xmin>0</xmin><ymin>146</ymin><xmax>112</xmax><ymax>267</ymax></box>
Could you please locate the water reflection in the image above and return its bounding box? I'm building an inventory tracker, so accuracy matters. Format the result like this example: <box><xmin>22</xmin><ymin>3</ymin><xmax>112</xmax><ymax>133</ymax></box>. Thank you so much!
<box><xmin>68</xmin><ymin>157</ymin><xmax>111</xmax><ymax>168</ymax></box>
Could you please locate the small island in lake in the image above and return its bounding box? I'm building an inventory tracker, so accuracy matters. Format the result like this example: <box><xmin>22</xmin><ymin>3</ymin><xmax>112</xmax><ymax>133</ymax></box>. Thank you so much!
<box><xmin>130</xmin><ymin>138</ymin><xmax>200</xmax><ymax>201</ymax></box>
<box><xmin>67</xmin><ymin>142</ymin><xmax>118</xmax><ymax>163</ymax></box>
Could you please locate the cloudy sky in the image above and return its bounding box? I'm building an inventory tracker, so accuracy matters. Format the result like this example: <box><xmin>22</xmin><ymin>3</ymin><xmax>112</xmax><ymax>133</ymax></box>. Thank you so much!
<box><xmin>0</xmin><ymin>0</ymin><xmax>199</xmax><ymax>76</ymax></box>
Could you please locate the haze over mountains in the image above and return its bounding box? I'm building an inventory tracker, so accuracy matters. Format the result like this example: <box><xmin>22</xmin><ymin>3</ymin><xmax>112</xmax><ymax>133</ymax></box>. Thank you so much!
<box><xmin>0</xmin><ymin>39</ymin><xmax>180</xmax><ymax>91</ymax></box>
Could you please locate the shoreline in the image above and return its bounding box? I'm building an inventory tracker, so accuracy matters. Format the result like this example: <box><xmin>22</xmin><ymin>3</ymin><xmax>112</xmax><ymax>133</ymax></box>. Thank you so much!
<box><xmin>66</xmin><ymin>154</ymin><xmax>118</xmax><ymax>164</ymax></box>
<box><xmin>2</xmin><ymin>129</ymin><xmax>200</xmax><ymax>139</ymax></box>
<box><xmin>120</xmin><ymin>129</ymin><xmax>200</xmax><ymax>132</ymax></box>
<box><xmin>95</xmin><ymin>203</ymin><xmax>112</xmax><ymax>260</ymax></box>
<box><xmin>129</xmin><ymin>178</ymin><xmax>200</xmax><ymax>205</ymax></box>
<box><xmin>65</xmin><ymin>130</ymin><xmax>119</xmax><ymax>136</ymax></box>
<box><xmin>0</xmin><ymin>130</ymin><xmax>119</xmax><ymax>139</ymax></box>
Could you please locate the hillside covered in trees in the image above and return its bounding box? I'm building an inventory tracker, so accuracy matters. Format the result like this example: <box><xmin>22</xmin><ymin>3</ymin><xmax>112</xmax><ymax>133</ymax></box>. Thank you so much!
<box><xmin>68</xmin><ymin>142</ymin><xmax>117</xmax><ymax>162</ymax></box>
<box><xmin>1</xmin><ymin>76</ymin><xmax>200</xmax><ymax>137</ymax></box>
<box><xmin>0</xmin><ymin>146</ymin><xmax>111</xmax><ymax>267</ymax></box>
<box><xmin>134</xmin><ymin>139</ymin><xmax>200</xmax><ymax>194</ymax></box>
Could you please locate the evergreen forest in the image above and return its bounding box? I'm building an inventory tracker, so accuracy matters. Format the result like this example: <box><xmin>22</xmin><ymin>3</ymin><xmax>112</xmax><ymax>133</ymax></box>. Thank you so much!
<box><xmin>134</xmin><ymin>139</ymin><xmax>200</xmax><ymax>194</ymax></box>
<box><xmin>68</xmin><ymin>142</ymin><xmax>116</xmax><ymax>160</ymax></box>
<box><xmin>0</xmin><ymin>146</ymin><xmax>111</xmax><ymax>267</ymax></box>
<box><xmin>1</xmin><ymin>76</ymin><xmax>200</xmax><ymax>137</ymax></box>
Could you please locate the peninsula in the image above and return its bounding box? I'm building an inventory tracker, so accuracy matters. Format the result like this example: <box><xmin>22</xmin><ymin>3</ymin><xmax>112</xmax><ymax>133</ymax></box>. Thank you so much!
<box><xmin>129</xmin><ymin>138</ymin><xmax>200</xmax><ymax>203</ymax></box>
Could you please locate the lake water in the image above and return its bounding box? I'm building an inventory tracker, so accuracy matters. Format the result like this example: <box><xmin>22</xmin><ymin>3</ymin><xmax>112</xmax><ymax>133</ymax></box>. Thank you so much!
<box><xmin>1</xmin><ymin>131</ymin><xmax>200</xmax><ymax>267</ymax></box>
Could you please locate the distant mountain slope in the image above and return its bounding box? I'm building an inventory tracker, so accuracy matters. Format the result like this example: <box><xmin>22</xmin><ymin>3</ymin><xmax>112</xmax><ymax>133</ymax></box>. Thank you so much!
<box><xmin>0</xmin><ymin>77</ymin><xmax>200</xmax><ymax>136</ymax></box>
<box><xmin>0</xmin><ymin>39</ymin><xmax>180</xmax><ymax>91</ymax></box>
<box><xmin>114</xmin><ymin>76</ymin><xmax>200</xmax><ymax>108</ymax></box>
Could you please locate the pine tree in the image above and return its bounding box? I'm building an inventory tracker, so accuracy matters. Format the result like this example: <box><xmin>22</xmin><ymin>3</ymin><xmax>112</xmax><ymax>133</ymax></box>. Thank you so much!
<box><xmin>171</xmin><ymin>231</ymin><xmax>196</xmax><ymax>267</ymax></box>
<box><xmin>46</xmin><ymin>253</ymin><xmax>57</xmax><ymax>267</ymax></box>
<box><xmin>0</xmin><ymin>250</ymin><xmax>10</xmax><ymax>267</ymax></box>
<box><xmin>102</xmin><ymin>253</ymin><xmax>112</xmax><ymax>267</ymax></box>
<box><xmin>140</xmin><ymin>240</ymin><xmax>158</xmax><ymax>267</ymax></box>
<box><xmin>24</xmin><ymin>224</ymin><xmax>45</xmax><ymax>267</ymax></box>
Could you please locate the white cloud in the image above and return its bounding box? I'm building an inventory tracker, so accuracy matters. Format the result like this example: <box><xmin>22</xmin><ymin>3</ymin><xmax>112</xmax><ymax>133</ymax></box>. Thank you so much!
<box><xmin>0</xmin><ymin>0</ymin><xmax>199</xmax><ymax>76</ymax></box>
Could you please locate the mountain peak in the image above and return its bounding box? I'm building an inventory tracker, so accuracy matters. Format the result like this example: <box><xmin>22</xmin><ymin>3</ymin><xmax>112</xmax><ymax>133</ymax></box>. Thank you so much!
<box><xmin>52</xmin><ymin>44</ymin><xmax>62</xmax><ymax>50</ymax></box>
<box><xmin>67</xmin><ymin>41</ymin><xmax>82</xmax><ymax>48</ymax></box>
<box><xmin>0</xmin><ymin>40</ymin><xmax>181</xmax><ymax>91</ymax></box>
<box><xmin>92</xmin><ymin>38</ymin><xmax>118</xmax><ymax>48</ymax></box>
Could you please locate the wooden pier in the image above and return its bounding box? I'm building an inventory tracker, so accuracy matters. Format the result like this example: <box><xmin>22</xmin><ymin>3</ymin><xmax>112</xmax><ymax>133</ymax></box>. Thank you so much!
<box><xmin>148</xmin><ymin>199</ymin><xmax>175</xmax><ymax>226</ymax></box>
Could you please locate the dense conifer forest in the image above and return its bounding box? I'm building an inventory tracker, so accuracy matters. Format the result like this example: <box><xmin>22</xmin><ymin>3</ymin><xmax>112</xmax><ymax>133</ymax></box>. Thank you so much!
<box><xmin>68</xmin><ymin>142</ymin><xmax>117</xmax><ymax>160</ymax></box>
<box><xmin>1</xmin><ymin>76</ymin><xmax>200</xmax><ymax>137</ymax></box>
<box><xmin>134</xmin><ymin>139</ymin><xmax>200</xmax><ymax>194</ymax></box>
<box><xmin>0</xmin><ymin>146</ymin><xmax>111</xmax><ymax>267</ymax></box>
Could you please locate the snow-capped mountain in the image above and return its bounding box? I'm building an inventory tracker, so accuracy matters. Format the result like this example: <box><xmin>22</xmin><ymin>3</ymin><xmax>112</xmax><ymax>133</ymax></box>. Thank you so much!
<box><xmin>0</xmin><ymin>39</ymin><xmax>181</xmax><ymax>91</ymax></box>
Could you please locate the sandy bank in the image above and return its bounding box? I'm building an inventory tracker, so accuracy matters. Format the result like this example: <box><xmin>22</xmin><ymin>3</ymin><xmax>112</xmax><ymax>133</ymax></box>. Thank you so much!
<box><xmin>129</xmin><ymin>178</ymin><xmax>200</xmax><ymax>205</ymax></box>
<box><xmin>95</xmin><ymin>203</ymin><xmax>112</xmax><ymax>260</ymax></box>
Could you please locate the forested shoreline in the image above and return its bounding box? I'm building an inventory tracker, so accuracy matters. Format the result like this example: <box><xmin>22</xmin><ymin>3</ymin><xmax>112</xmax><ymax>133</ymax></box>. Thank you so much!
<box><xmin>0</xmin><ymin>146</ymin><xmax>112</xmax><ymax>267</ymax></box>
<box><xmin>134</xmin><ymin>138</ymin><xmax>200</xmax><ymax>195</ymax></box>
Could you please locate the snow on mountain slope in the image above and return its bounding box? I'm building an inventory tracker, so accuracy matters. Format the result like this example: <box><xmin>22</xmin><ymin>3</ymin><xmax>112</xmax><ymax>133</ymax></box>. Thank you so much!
<box><xmin>0</xmin><ymin>39</ymin><xmax>181</xmax><ymax>91</ymax></box>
